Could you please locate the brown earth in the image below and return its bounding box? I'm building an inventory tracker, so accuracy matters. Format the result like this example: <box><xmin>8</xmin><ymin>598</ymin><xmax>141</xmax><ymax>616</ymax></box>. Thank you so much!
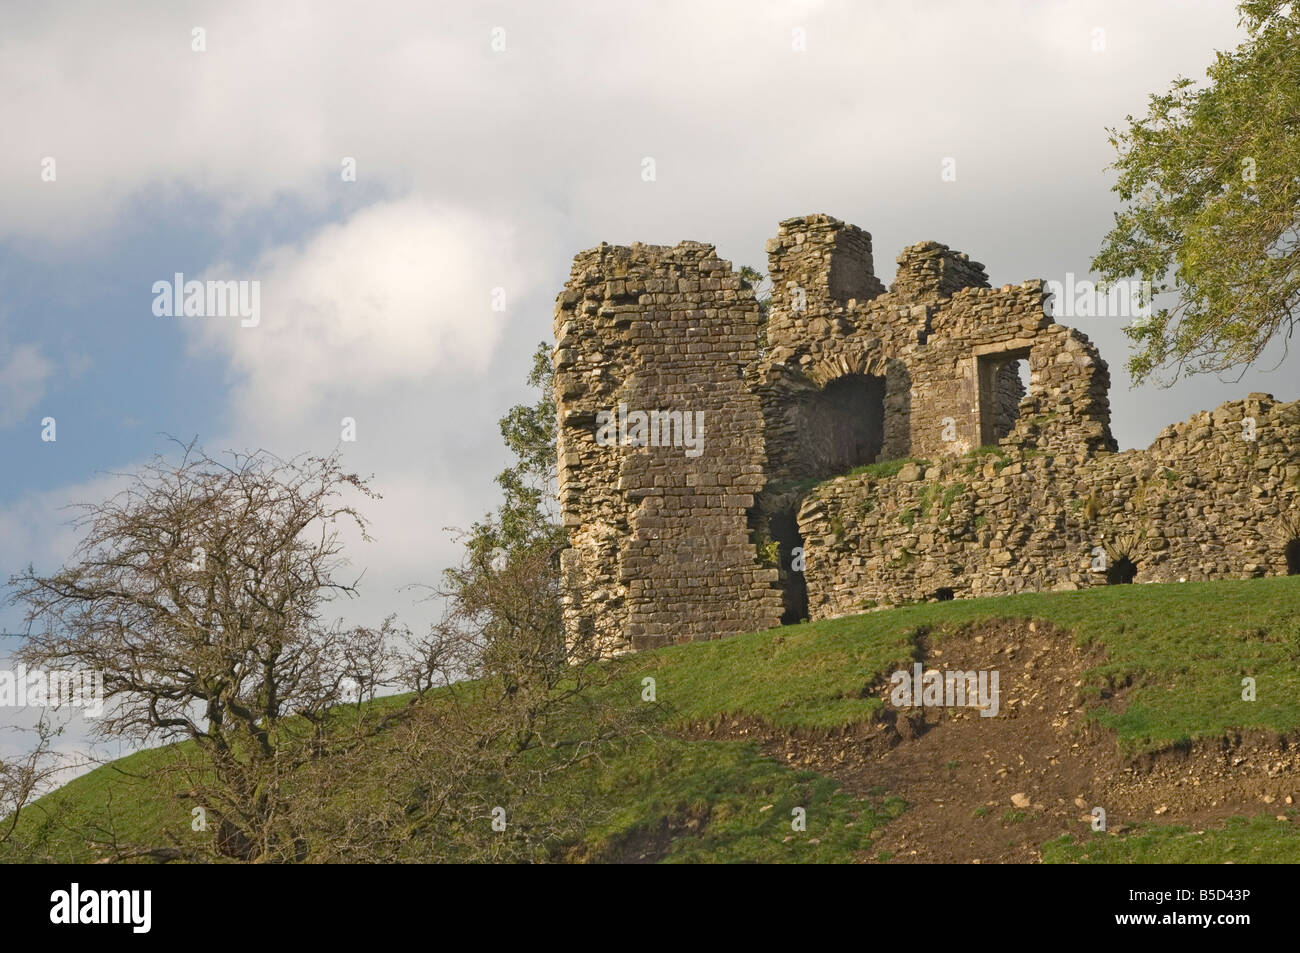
<box><xmin>584</xmin><ymin>805</ymin><xmax>713</xmax><ymax>864</ymax></box>
<box><xmin>684</xmin><ymin>619</ymin><xmax>1300</xmax><ymax>863</ymax></box>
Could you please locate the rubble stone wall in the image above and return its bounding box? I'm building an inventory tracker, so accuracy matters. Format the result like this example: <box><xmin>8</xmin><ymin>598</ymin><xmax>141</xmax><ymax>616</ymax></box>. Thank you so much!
<box><xmin>553</xmin><ymin>214</ymin><xmax>1300</xmax><ymax>651</ymax></box>
<box><xmin>798</xmin><ymin>395</ymin><xmax>1300</xmax><ymax>617</ymax></box>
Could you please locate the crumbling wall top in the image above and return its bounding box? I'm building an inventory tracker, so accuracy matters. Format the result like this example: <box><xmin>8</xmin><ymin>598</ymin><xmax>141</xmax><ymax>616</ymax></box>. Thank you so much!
<box><xmin>891</xmin><ymin>241</ymin><xmax>990</xmax><ymax>302</ymax></box>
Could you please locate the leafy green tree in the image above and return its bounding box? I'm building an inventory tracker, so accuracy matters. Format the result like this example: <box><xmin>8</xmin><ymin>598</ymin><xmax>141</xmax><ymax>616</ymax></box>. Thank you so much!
<box><xmin>435</xmin><ymin>342</ymin><xmax>567</xmax><ymax>676</ymax></box>
<box><xmin>450</xmin><ymin>341</ymin><xmax>562</xmax><ymax>574</ymax></box>
<box><xmin>1092</xmin><ymin>0</ymin><xmax>1300</xmax><ymax>383</ymax></box>
<box><xmin>739</xmin><ymin>265</ymin><xmax>771</xmax><ymax>320</ymax></box>
<box><xmin>740</xmin><ymin>266</ymin><xmax>772</xmax><ymax>355</ymax></box>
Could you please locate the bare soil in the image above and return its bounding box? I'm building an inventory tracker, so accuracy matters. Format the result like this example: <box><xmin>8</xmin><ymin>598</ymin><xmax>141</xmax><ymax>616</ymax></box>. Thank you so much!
<box><xmin>684</xmin><ymin>620</ymin><xmax>1300</xmax><ymax>863</ymax></box>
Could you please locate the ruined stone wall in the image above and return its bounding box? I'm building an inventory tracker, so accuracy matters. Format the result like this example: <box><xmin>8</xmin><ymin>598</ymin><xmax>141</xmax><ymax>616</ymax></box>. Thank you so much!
<box><xmin>757</xmin><ymin>215</ymin><xmax>899</xmax><ymax>485</ymax></box>
<box><xmin>798</xmin><ymin>394</ymin><xmax>1300</xmax><ymax>618</ymax></box>
<box><xmin>895</xmin><ymin>281</ymin><xmax>1117</xmax><ymax>459</ymax></box>
<box><xmin>554</xmin><ymin>213</ymin><xmax>1299</xmax><ymax>653</ymax></box>
<box><xmin>553</xmin><ymin>241</ymin><xmax>783</xmax><ymax>653</ymax></box>
<box><xmin>891</xmin><ymin>241</ymin><xmax>991</xmax><ymax>303</ymax></box>
<box><xmin>756</xmin><ymin>217</ymin><xmax>1115</xmax><ymax>473</ymax></box>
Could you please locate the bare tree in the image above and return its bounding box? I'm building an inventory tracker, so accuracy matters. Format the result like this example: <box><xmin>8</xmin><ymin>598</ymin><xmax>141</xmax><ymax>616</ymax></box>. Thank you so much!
<box><xmin>340</xmin><ymin>614</ymin><xmax>402</xmax><ymax>709</ymax></box>
<box><xmin>10</xmin><ymin>441</ymin><xmax>377</xmax><ymax>861</ymax></box>
<box><xmin>8</xmin><ymin>340</ymin><xmax>656</xmax><ymax>864</ymax></box>
<box><xmin>297</xmin><ymin>536</ymin><xmax>653</xmax><ymax>863</ymax></box>
<box><xmin>291</xmin><ymin>341</ymin><xmax>658</xmax><ymax>862</ymax></box>
<box><xmin>0</xmin><ymin>718</ymin><xmax>69</xmax><ymax>858</ymax></box>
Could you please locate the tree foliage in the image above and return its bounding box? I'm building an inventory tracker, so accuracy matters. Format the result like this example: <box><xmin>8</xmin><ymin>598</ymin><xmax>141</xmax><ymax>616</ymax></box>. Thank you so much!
<box><xmin>453</xmin><ymin>341</ymin><xmax>563</xmax><ymax>569</ymax></box>
<box><xmin>1092</xmin><ymin>0</ymin><xmax>1300</xmax><ymax>383</ymax></box>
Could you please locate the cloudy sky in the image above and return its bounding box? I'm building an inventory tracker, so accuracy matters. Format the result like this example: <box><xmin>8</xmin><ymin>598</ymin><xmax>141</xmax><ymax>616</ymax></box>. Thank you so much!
<box><xmin>0</xmin><ymin>1</ymin><xmax>1291</xmax><ymax>761</ymax></box>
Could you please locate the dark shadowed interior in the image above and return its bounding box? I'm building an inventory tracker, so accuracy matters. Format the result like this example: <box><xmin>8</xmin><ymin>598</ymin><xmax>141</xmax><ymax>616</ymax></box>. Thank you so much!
<box><xmin>796</xmin><ymin>374</ymin><xmax>886</xmax><ymax>478</ymax></box>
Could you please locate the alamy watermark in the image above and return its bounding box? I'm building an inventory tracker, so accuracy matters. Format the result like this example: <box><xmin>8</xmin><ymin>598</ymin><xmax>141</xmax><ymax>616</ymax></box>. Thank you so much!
<box><xmin>888</xmin><ymin>663</ymin><xmax>1000</xmax><ymax>717</ymax></box>
<box><xmin>50</xmin><ymin>884</ymin><xmax>150</xmax><ymax>933</ymax></box>
<box><xmin>152</xmin><ymin>273</ymin><xmax>260</xmax><ymax>327</ymax></box>
<box><xmin>595</xmin><ymin>403</ymin><xmax>705</xmax><ymax>457</ymax></box>
<box><xmin>1046</xmin><ymin>273</ymin><xmax>1151</xmax><ymax>322</ymax></box>
<box><xmin>0</xmin><ymin>664</ymin><xmax>104</xmax><ymax>717</ymax></box>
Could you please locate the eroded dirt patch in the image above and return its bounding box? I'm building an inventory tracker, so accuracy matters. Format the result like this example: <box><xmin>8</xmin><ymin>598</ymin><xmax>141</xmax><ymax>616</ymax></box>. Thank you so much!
<box><xmin>683</xmin><ymin>620</ymin><xmax>1300</xmax><ymax>863</ymax></box>
<box><xmin>577</xmin><ymin>805</ymin><xmax>712</xmax><ymax>864</ymax></box>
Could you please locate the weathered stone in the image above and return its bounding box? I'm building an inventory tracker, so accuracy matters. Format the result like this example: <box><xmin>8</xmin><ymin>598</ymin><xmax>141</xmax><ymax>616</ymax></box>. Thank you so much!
<box><xmin>554</xmin><ymin>213</ymin><xmax>1300</xmax><ymax>653</ymax></box>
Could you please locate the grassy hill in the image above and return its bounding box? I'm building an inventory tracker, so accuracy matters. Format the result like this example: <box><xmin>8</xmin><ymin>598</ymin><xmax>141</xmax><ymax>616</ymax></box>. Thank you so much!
<box><xmin>8</xmin><ymin>575</ymin><xmax>1300</xmax><ymax>863</ymax></box>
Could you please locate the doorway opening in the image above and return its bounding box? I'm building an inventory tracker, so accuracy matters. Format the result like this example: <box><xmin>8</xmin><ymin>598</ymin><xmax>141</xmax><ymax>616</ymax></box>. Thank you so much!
<box><xmin>1106</xmin><ymin>555</ymin><xmax>1138</xmax><ymax>585</ymax></box>
<box><xmin>1286</xmin><ymin>538</ymin><xmax>1300</xmax><ymax>575</ymax></box>
<box><xmin>977</xmin><ymin>349</ymin><xmax>1030</xmax><ymax>446</ymax></box>
<box><xmin>769</xmin><ymin>508</ymin><xmax>809</xmax><ymax>624</ymax></box>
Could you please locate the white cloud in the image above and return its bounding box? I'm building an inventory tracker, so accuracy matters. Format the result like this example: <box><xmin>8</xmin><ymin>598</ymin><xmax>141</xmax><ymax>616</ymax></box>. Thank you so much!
<box><xmin>189</xmin><ymin>197</ymin><xmax>536</xmax><ymax>422</ymax></box>
<box><xmin>0</xmin><ymin>1</ymin><xmax>1245</xmax><ymax>245</ymax></box>
<box><xmin>164</xmin><ymin>197</ymin><xmax>536</xmax><ymax>636</ymax></box>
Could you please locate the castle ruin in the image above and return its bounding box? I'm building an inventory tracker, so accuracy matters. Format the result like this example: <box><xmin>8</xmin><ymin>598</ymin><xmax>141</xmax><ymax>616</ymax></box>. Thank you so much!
<box><xmin>553</xmin><ymin>214</ymin><xmax>1300</xmax><ymax>654</ymax></box>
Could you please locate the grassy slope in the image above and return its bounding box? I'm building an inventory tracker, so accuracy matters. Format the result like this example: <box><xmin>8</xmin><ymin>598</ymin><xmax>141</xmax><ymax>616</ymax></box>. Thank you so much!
<box><xmin>8</xmin><ymin>576</ymin><xmax>1300</xmax><ymax>863</ymax></box>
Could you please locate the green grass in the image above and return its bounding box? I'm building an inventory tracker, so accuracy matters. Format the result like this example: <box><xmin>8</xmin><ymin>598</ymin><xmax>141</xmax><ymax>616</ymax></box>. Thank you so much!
<box><xmin>1043</xmin><ymin>814</ymin><xmax>1300</xmax><ymax>863</ymax></box>
<box><xmin>617</xmin><ymin>576</ymin><xmax>1300</xmax><ymax>745</ymax></box>
<box><xmin>575</xmin><ymin>737</ymin><xmax>892</xmax><ymax>863</ymax></box>
<box><xmin>9</xmin><ymin>575</ymin><xmax>1300</xmax><ymax>863</ymax></box>
<box><xmin>10</xmin><ymin>744</ymin><xmax>194</xmax><ymax>862</ymax></box>
<box><xmin>962</xmin><ymin>445</ymin><xmax>1010</xmax><ymax>475</ymax></box>
<box><xmin>766</xmin><ymin>457</ymin><xmax>928</xmax><ymax>497</ymax></box>
<box><xmin>840</xmin><ymin>457</ymin><xmax>928</xmax><ymax>481</ymax></box>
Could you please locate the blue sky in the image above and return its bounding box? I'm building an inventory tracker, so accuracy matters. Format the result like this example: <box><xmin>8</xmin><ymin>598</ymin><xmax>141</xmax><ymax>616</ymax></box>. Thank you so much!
<box><xmin>1</xmin><ymin>0</ymin><xmax>1295</xmax><ymax>767</ymax></box>
<box><xmin>0</xmin><ymin>186</ymin><xmax>404</xmax><ymax>495</ymax></box>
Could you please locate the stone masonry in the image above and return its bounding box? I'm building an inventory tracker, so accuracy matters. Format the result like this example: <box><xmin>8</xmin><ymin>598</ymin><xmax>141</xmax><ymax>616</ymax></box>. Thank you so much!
<box><xmin>553</xmin><ymin>214</ymin><xmax>1300</xmax><ymax>654</ymax></box>
<box><xmin>554</xmin><ymin>242</ymin><xmax>783</xmax><ymax>652</ymax></box>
